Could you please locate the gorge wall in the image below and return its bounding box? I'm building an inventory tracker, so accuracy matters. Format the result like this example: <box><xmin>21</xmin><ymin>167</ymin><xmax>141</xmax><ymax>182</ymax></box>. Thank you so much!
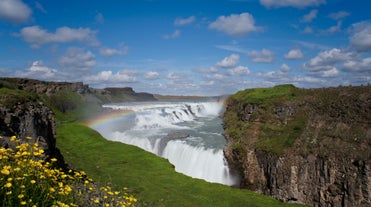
<box><xmin>223</xmin><ymin>85</ymin><xmax>370</xmax><ymax>207</ymax></box>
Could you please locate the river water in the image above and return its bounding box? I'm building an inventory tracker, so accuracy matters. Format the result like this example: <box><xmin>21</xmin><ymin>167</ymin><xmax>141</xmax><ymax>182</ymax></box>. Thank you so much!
<box><xmin>91</xmin><ymin>100</ymin><xmax>239</xmax><ymax>186</ymax></box>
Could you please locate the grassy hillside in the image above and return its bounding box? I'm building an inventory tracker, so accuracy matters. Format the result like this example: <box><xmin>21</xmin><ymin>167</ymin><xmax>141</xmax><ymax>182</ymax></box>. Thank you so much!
<box><xmin>56</xmin><ymin>122</ymin><xmax>306</xmax><ymax>207</ymax></box>
<box><xmin>224</xmin><ymin>84</ymin><xmax>370</xmax><ymax>157</ymax></box>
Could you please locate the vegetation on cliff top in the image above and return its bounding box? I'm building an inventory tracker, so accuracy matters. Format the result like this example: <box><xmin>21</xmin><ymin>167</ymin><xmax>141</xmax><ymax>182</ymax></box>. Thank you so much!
<box><xmin>224</xmin><ymin>84</ymin><xmax>370</xmax><ymax>158</ymax></box>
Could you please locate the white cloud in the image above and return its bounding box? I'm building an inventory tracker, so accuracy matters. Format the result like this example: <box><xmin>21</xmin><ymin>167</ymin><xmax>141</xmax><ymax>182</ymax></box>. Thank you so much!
<box><xmin>305</xmin><ymin>48</ymin><xmax>353</xmax><ymax>69</ymax></box>
<box><xmin>209</xmin><ymin>13</ymin><xmax>261</xmax><ymax>36</ymax></box>
<box><xmin>58</xmin><ymin>47</ymin><xmax>96</xmax><ymax>71</ymax></box>
<box><xmin>174</xmin><ymin>16</ymin><xmax>196</xmax><ymax>26</ymax></box>
<box><xmin>0</xmin><ymin>0</ymin><xmax>32</xmax><ymax>23</ymax></box>
<box><xmin>285</xmin><ymin>49</ymin><xmax>303</xmax><ymax>59</ymax></box>
<box><xmin>247</xmin><ymin>49</ymin><xmax>274</xmax><ymax>63</ymax></box>
<box><xmin>260</xmin><ymin>0</ymin><xmax>326</xmax><ymax>8</ymax></box>
<box><xmin>323</xmin><ymin>21</ymin><xmax>342</xmax><ymax>33</ymax></box>
<box><xmin>349</xmin><ymin>21</ymin><xmax>371</xmax><ymax>52</ymax></box>
<box><xmin>215</xmin><ymin>44</ymin><xmax>248</xmax><ymax>53</ymax></box>
<box><xmin>206</xmin><ymin>73</ymin><xmax>227</xmax><ymax>80</ymax></box>
<box><xmin>84</xmin><ymin>70</ymin><xmax>137</xmax><ymax>84</ymax></box>
<box><xmin>167</xmin><ymin>72</ymin><xmax>181</xmax><ymax>80</ymax></box>
<box><xmin>163</xmin><ymin>30</ymin><xmax>180</xmax><ymax>39</ymax></box>
<box><xmin>216</xmin><ymin>54</ymin><xmax>240</xmax><ymax>68</ymax></box>
<box><xmin>144</xmin><ymin>71</ymin><xmax>160</xmax><ymax>80</ymax></box>
<box><xmin>343</xmin><ymin>57</ymin><xmax>371</xmax><ymax>73</ymax></box>
<box><xmin>328</xmin><ymin>11</ymin><xmax>350</xmax><ymax>20</ymax></box>
<box><xmin>280</xmin><ymin>64</ymin><xmax>291</xmax><ymax>73</ymax></box>
<box><xmin>301</xmin><ymin>10</ymin><xmax>318</xmax><ymax>23</ymax></box>
<box><xmin>19</xmin><ymin>26</ymin><xmax>99</xmax><ymax>48</ymax></box>
<box><xmin>228</xmin><ymin>66</ymin><xmax>250</xmax><ymax>76</ymax></box>
<box><xmin>303</xmin><ymin>48</ymin><xmax>357</xmax><ymax>78</ymax></box>
<box><xmin>14</xmin><ymin>60</ymin><xmax>61</xmax><ymax>80</ymax></box>
<box><xmin>99</xmin><ymin>43</ymin><xmax>128</xmax><ymax>56</ymax></box>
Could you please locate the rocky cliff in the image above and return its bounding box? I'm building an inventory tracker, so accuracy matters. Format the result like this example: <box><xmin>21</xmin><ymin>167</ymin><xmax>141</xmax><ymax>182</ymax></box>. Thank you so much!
<box><xmin>0</xmin><ymin>101</ymin><xmax>67</xmax><ymax>169</ymax></box>
<box><xmin>223</xmin><ymin>85</ymin><xmax>370</xmax><ymax>207</ymax></box>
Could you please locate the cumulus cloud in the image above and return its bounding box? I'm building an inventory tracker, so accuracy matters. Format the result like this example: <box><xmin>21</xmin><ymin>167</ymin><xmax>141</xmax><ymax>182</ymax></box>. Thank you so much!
<box><xmin>349</xmin><ymin>21</ymin><xmax>371</xmax><ymax>52</ymax></box>
<box><xmin>144</xmin><ymin>71</ymin><xmax>160</xmax><ymax>80</ymax></box>
<box><xmin>260</xmin><ymin>0</ymin><xmax>326</xmax><ymax>8</ymax></box>
<box><xmin>280</xmin><ymin>64</ymin><xmax>291</xmax><ymax>73</ymax></box>
<box><xmin>19</xmin><ymin>26</ymin><xmax>99</xmax><ymax>48</ymax></box>
<box><xmin>163</xmin><ymin>30</ymin><xmax>180</xmax><ymax>39</ymax></box>
<box><xmin>216</xmin><ymin>54</ymin><xmax>240</xmax><ymax>68</ymax></box>
<box><xmin>14</xmin><ymin>60</ymin><xmax>62</xmax><ymax>80</ymax></box>
<box><xmin>303</xmin><ymin>48</ymin><xmax>359</xmax><ymax>78</ymax></box>
<box><xmin>174</xmin><ymin>16</ymin><xmax>196</xmax><ymax>26</ymax></box>
<box><xmin>0</xmin><ymin>0</ymin><xmax>32</xmax><ymax>23</ymax></box>
<box><xmin>285</xmin><ymin>49</ymin><xmax>303</xmax><ymax>59</ymax></box>
<box><xmin>247</xmin><ymin>49</ymin><xmax>274</xmax><ymax>63</ymax></box>
<box><xmin>99</xmin><ymin>43</ymin><xmax>128</xmax><ymax>56</ymax></box>
<box><xmin>305</xmin><ymin>48</ymin><xmax>354</xmax><ymax>68</ymax></box>
<box><xmin>301</xmin><ymin>10</ymin><xmax>318</xmax><ymax>23</ymax></box>
<box><xmin>328</xmin><ymin>11</ymin><xmax>350</xmax><ymax>20</ymax></box>
<box><xmin>84</xmin><ymin>70</ymin><xmax>137</xmax><ymax>84</ymax></box>
<box><xmin>209</xmin><ymin>13</ymin><xmax>261</xmax><ymax>36</ymax></box>
<box><xmin>166</xmin><ymin>72</ymin><xmax>182</xmax><ymax>80</ymax></box>
<box><xmin>58</xmin><ymin>47</ymin><xmax>96</xmax><ymax>71</ymax></box>
<box><xmin>228</xmin><ymin>66</ymin><xmax>250</xmax><ymax>76</ymax></box>
<box><xmin>343</xmin><ymin>57</ymin><xmax>371</xmax><ymax>73</ymax></box>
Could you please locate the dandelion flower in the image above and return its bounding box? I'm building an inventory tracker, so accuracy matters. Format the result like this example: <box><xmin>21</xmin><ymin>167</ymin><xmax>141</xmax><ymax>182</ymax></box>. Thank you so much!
<box><xmin>30</xmin><ymin>180</ymin><xmax>36</xmax><ymax>184</ymax></box>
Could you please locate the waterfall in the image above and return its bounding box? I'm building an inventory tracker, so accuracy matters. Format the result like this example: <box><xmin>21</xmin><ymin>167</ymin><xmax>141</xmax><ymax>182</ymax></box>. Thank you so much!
<box><xmin>93</xmin><ymin>101</ymin><xmax>239</xmax><ymax>186</ymax></box>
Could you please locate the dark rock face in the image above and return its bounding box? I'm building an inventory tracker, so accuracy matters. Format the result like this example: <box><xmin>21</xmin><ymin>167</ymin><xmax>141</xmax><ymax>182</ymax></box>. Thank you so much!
<box><xmin>0</xmin><ymin>102</ymin><xmax>66</xmax><ymax>169</ymax></box>
<box><xmin>223</xmin><ymin>86</ymin><xmax>371</xmax><ymax>207</ymax></box>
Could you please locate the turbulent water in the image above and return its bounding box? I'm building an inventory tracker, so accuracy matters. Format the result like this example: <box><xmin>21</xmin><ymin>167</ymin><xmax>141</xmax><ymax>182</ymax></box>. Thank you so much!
<box><xmin>92</xmin><ymin>100</ymin><xmax>239</xmax><ymax>186</ymax></box>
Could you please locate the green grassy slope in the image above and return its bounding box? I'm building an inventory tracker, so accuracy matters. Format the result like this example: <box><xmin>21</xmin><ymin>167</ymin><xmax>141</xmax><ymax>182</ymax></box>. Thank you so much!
<box><xmin>57</xmin><ymin>122</ymin><xmax>306</xmax><ymax>207</ymax></box>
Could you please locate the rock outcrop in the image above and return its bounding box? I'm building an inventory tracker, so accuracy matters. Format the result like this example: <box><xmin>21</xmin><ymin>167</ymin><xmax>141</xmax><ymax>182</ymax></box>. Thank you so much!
<box><xmin>223</xmin><ymin>85</ymin><xmax>370</xmax><ymax>207</ymax></box>
<box><xmin>0</xmin><ymin>102</ymin><xmax>67</xmax><ymax>169</ymax></box>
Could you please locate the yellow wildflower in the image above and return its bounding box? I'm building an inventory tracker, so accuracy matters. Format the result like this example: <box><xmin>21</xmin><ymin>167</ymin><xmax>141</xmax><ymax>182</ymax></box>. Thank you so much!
<box><xmin>4</xmin><ymin>182</ymin><xmax>12</xmax><ymax>188</ymax></box>
<box><xmin>10</xmin><ymin>135</ymin><xmax>16</xmax><ymax>141</ymax></box>
<box><xmin>1</xmin><ymin>168</ymin><xmax>10</xmax><ymax>175</ymax></box>
<box><xmin>49</xmin><ymin>187</ymin><xmax>56</xmax><ymax>193</ymax></box>
<box><xmin>50</xmin><ymin>158</ymin><xmax>57</xmax><ymax>162</ymax></box>
<box><xmin>30</xmin><ymin>180</ymin><xmax>36</xmax><ymax>184</ymax></box>
<box><xmin>18</xmin><ymin>194</ymin><xmax>25</xmax><ymax>199</ymax></box>
<box><xmin>20</xmin><ymin>201</ymin><xmax>27</xmax><ymax>205</ymax></box>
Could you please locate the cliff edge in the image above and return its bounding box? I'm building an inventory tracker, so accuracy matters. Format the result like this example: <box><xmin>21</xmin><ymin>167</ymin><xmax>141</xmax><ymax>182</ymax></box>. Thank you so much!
<box><xmin>223</xmin><ymin>84</ymin><xmax>370</xmax><ymax>207</ymax></box>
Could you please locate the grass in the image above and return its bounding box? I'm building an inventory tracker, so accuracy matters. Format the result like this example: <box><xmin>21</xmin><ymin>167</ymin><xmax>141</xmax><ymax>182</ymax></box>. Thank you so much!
<box><xmin>233</xmin><ymin>84</ymin><xmax>298</xmax><ymax>105</ymax></box>
<box><xmin>56</xmin><ymin>122</ymin><xmax>307</xmax><ymax>207</ymax></box>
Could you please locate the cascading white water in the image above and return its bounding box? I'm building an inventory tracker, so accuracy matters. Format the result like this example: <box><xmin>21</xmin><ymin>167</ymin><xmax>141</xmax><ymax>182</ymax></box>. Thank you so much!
<box><xmin>93</xmin><ymin>100</ymin><xmax>239</xmax><ymax>186</ymax></box>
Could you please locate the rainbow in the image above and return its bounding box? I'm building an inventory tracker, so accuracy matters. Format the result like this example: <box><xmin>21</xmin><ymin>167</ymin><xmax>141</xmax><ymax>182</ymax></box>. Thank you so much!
<box><xmin>84</xmin><ymin>109</ymin><xmax>135</xmax><ymax>128</ymax></box>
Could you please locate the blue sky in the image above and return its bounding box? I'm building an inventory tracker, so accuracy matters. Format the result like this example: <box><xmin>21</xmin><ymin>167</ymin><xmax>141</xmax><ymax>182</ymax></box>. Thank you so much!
<box><xmin>0</xmin><ymin>0</ymin><xmax>370</xmax><ymax>95</ymax></box>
